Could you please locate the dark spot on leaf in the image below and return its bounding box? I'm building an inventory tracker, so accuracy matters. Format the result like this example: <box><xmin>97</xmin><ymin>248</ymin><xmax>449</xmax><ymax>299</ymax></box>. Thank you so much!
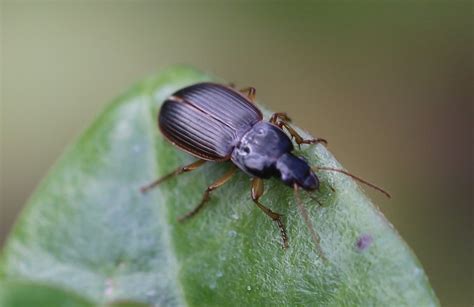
<box><xmin>356</xmin><ymin>234</ymin><xmax>373</xmax><ymax>251</ymax></box>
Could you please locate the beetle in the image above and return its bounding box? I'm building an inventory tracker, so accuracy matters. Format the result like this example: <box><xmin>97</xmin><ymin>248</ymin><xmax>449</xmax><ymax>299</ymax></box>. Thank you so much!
<box><xmin>141</xmin><ymin>82</ymin><xmax>390</xmax><ymax>250</ymax></box>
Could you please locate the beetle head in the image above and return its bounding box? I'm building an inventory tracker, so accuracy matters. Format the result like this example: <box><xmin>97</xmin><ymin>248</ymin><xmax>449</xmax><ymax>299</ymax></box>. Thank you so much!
<box><xmin>276</xmin><ymin>153</ymin><xmax>319</xmax><ymax>191</ymax></box>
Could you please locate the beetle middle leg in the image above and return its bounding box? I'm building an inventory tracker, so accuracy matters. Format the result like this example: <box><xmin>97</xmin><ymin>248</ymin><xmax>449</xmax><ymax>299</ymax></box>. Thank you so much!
<box><xmin>251</xmin><ymin>178</ymin><xmax>289</xmax><ymax>249</ymax></box>
<box><xmin>239</xmin><ymin>87</ymin><xmax>256</xmax><ymax>102</ymax></box>
<box><xmin>178</xmin><ymin>167</ymin><xmax>237</xmax><ymax>222</ymax></box>
<box><xmin>140</xmin><ymin>159</ymin><xmax>206</xmax><ymax>193</ymax></box>
<box><xmin>270</xmin><ymin>112</ymin><xmax>327</xmax><ymax>148</ymax></box>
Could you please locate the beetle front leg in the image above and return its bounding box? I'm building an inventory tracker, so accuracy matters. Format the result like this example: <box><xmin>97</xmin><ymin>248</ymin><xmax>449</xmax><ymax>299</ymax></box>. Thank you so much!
<box><xmin>269</xmin><ymin>112</ymin><xmax>292</xmax><ymax>124</ymax></box>
<box><xmin>270</xmin><ymin>113</ymin><xmax>327</xmax><ymax>149</ymax></box>
<box><xmin>251</xmin><ymin>178</ymin><xmax>289</xmax><ymax>249</ymax></box>
<box><xmin>178</xmin><ymin>167</ymin><xmax>237</xmax><ymax>221</ymax></box>
<box><xmin>281</xmin><ymin>121</ymin><xmax>327</xmax><ymax>148</ymax></box>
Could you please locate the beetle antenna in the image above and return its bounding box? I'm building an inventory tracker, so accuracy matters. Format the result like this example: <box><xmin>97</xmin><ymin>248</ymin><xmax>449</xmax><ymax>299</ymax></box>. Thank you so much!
<box><xmin>313</xmin><ymin>167</ymin><xmax>391</xmax><ymax>198</ymax></box>
<box><xmin>293</xmin><ymin>184</ymin><xmax>326</xmax><ymax>260</ymax></box>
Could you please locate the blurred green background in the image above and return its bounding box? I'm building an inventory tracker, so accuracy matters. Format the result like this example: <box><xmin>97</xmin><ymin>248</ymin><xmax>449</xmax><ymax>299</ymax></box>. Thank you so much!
<box><xmin>1</xmin><ymin>1</ymin><xmax>472</xmax><ymax>306</ymax></box>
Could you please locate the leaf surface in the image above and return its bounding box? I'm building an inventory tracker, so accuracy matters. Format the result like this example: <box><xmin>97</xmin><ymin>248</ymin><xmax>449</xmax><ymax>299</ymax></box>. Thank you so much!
<box><xmin>0</xmin><ymin>280</ymin><xmax>94</xmax><ymax>307</ymax></box>
<box><xmin>0</xmin><ymin>66</ymin><xmax>439</xmax><ymax>306</ymax></box>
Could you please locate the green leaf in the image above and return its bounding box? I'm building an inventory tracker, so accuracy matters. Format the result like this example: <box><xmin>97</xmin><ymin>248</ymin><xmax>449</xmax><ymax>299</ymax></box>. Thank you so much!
<box><xmin>0</xmin><ymin>280</ymin><xmax>149</xmax><ymax>307</ymax></box>
<box><xmin>0</xmin><ymin>66</ymin><xmax>438</xmax><ymax>306</ymax></box>
<box><xmin>0</xmin><ymin>280</ymin><xmax>94</xmax><ymax>307</ymax></box>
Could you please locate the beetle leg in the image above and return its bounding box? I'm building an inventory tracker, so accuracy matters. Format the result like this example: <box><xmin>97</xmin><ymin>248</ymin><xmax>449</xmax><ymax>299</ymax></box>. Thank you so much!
<box><xmin>270</xmin><ymin>114</ymin><xmax>327</xmax><ymax>149</ymax></box>
<box><xmin>281</xmin><ymin>121</ymin><xmax>328</xmax><ymax>148</ymax></box>
<box><xmin>251</xmin><ymin>178</ymin><xmax>289</xmax><ymax>249</ymax></box>
<box><xmin>269</xmin><ymin>112</ymin><xmax>292</xmax><ymax>124</ymax></box>
<box><xmin>140</xmin><ymin>159</ymin><xmax>206</xmax><ymax>193</ymax></box>
<box><xmin>178</xmin><ymin>167</ymin><xmax>237</xmax><ymax>222</ymax></box>
<box><xmin>294</xmin><ymin>184</ymin><xmax>326</xmax><ymax>259</ymax></box>
<box><xmin>239</xmin><ymin>87</ymin><xmax>256</xmax><ymax>102</ymax></box>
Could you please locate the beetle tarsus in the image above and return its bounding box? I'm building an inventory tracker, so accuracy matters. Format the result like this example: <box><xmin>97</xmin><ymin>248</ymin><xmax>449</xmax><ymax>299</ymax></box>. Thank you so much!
<box><xmin>298</xmin><ymin>138</ymin><xmax>328</xmax><ymax>146</ymax></box>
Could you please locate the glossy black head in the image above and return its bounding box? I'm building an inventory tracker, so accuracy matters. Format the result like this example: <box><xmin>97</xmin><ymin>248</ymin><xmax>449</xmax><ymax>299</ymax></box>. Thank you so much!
<box><xmin>276</xmin><ymin>153</ymin><xmax>319</xmax><ymax>190</ymax></box>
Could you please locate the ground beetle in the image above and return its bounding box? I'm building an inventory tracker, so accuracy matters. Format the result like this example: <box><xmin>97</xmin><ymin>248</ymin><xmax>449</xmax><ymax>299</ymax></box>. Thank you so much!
<box><xmin>141</xmin><ymin>83</ymin><xmax>390</xmax><ymax>250</ymax></box>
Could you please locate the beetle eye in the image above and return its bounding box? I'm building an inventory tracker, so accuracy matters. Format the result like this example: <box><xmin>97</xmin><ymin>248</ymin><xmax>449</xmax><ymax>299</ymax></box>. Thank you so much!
<box><xmin>243</xmin><ymin>146</ymin><xmax>251</xmax><ymax>154</ymax></box>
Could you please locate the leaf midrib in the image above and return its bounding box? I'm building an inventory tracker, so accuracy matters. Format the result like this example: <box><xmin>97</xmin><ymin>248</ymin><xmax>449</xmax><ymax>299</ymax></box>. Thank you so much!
<box><xmin>146</xmin><ymin>89</ymin><xmax>188</xmax><ymax>307</ymax></box>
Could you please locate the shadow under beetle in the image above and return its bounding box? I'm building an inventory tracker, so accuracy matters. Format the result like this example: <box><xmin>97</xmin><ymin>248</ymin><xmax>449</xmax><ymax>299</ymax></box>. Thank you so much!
<box><xmin>141</xmin><ymin>83</ymin><xmax>390</xmax><ymax>250</ymax></box>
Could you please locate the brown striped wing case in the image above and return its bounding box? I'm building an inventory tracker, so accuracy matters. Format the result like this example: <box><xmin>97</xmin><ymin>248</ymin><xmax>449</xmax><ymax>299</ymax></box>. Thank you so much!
<box><xmin>159</xmin><ymin>83</ymin><xmax>263</xmax><ymax>161</ymax></box>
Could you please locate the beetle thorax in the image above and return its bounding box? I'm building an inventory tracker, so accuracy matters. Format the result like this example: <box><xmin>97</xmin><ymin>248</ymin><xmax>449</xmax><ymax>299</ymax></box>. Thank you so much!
<box><xmin>231</xmin><ymin>121</ymin><xmax>319</xmax><ymax>190</ymax></box>
<box><xmin>231</xmin><ymin>121</ymin><xmax>293</xmax><ymax>178</ymax></box>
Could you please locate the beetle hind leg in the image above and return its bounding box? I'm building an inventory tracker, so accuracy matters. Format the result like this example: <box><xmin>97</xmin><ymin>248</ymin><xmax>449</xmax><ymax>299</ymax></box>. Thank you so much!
<box><xmin>270</xmin><ymin>112</ymin><xmax>327</xmax><ymax>148</ymax></box>
<box><xmin>140</xmin><ymin>159</ymin><xmax>206</xmax><ymax>193</ymax></box>
<box><xmin>251</xmin><ymin>178</ymin><xmax>289</xmax><ymax>249</ymax></box>
<box><xmin>178</xmin><ymin>167</ymin><xmax>237</xmax><ymax>222</ymax></box>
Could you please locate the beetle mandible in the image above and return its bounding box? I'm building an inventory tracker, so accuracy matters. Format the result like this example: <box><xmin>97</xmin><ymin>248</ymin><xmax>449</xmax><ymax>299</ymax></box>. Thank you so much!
<box><xmin>141</xmin><ymin>83</ymin><xmax>390</xmax><ymax>249</ymax></box>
